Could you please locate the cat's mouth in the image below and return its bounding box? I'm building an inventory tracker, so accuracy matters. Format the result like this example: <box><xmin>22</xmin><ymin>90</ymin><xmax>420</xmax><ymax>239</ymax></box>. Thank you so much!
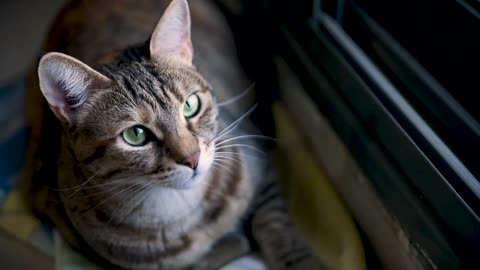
<box><xmin>150</xmin><ymin>165</ymin><xmax>206</xmax><ymax>190</ymax></box>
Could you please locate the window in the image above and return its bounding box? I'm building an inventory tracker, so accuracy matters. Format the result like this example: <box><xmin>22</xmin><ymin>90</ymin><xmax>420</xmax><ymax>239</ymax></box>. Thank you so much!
<box><xmin>245</xmin><ymin>0</ymin><xmax>480</xmax><ymax>268</ymax></box>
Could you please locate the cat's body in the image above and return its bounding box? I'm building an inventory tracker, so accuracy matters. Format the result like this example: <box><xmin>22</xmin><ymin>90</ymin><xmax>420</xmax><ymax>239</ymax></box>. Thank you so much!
<box><xmin>25</xmin><ymin>0</ymin><xmax>265</xmax><ymax>269</ymax></box>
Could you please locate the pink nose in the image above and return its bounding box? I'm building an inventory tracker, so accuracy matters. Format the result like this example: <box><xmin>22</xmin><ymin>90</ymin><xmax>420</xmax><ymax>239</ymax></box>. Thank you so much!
<box><xmin>178</xmin><ymin>151</ymin><xmax>200</xmax><ymax>169</ymax></box>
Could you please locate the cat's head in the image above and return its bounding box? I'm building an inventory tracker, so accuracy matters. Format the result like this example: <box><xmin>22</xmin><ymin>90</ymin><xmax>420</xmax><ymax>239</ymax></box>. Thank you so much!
<box><xmin>38</xmin><ymin>0</ymin><xmax>217</xmax><ymax>189</ymax></box>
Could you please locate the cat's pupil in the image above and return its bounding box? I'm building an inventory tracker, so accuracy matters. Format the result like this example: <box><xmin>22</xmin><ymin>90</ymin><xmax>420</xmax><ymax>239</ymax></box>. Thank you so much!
<box><xmin>183</xmin><ymin>94</ymin><xmax>200</xmax><ymax>118</ymax></box>
<box><xmin>134</xmin><ymin>127</ymin><xmax>141</xmax><ymax>137</ymax></box>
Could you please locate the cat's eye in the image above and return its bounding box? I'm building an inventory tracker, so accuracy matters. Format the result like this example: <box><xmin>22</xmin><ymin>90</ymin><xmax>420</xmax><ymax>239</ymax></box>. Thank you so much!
<box><xmin>183</xmin><ymin>94</ymin><xmax>201</xmax><ymax>118</ymax></box>
<box><xmin>122</xmin><ymin>126</ymin><xmax>148</xmax><ymax>146</ymax></box>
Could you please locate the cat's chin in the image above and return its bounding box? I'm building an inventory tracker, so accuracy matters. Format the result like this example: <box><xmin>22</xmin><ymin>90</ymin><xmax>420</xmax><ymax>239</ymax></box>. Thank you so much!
<box><xmin>157</xmin><ymin>168</ymin><xmax>207</xmax><ymax>190</ymax></box>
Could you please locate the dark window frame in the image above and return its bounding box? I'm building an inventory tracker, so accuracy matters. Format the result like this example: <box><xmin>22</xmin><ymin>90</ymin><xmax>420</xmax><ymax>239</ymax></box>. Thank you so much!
<box><xmin>244</xmin><ymin>0</ymin><xmax>480</xmax><ymax>268</ymax></box>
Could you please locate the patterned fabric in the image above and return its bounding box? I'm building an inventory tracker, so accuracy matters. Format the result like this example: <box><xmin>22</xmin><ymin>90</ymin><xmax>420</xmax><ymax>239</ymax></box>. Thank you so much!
<box><xmin>0</xmin><ymin>79</ymin><xmax>27</xmax><ymax>203</ymax></box>
<box><xmin>0</xmin><ymin>78</ymin><xmax>55</xmax><ymax>255</ymax></box>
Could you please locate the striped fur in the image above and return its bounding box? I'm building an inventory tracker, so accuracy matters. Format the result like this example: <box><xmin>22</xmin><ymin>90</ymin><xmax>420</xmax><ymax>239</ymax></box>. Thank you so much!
<box><xmin>249</xmin><ymin>178</ymin><xmax>327</xmax><ymax>270</ymax></box>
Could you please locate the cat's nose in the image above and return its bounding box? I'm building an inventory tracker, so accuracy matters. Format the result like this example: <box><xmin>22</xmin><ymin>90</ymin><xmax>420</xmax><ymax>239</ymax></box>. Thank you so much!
<box><xmin>177</xmin><ymin>151</ymin><xmax>200</xmax><ymax>169</ymax></box>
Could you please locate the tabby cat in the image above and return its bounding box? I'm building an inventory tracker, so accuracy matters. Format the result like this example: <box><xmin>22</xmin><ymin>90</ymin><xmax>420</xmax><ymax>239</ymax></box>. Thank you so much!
<box><xmin>25</xmin><ymin>0</ymin><xmax>324</xmax><ymax>269</ymax></box>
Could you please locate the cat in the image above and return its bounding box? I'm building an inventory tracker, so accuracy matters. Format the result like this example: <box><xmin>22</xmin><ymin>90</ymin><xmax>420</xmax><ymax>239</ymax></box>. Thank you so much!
<box><xmin>25</xmin><ymin>0</ymin><xmax>265</xmax><ymax>269</ymax></box>
<box><xmin>23</xmin><ymin>0</ymin><xmax>259</xmax><ymax>269</ymax></box>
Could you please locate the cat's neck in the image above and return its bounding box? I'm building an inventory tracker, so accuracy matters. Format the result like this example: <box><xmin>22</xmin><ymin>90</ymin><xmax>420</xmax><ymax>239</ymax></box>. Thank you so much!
<box><xmin>119</xmin><ymin>179</ymin><xmax>210</xmax><ymax>227</ymax></box>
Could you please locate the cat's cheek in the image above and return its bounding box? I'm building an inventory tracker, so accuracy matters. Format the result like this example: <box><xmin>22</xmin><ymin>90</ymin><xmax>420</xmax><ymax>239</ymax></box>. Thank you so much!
<box><xmin>196</xmin><ymin>138</ymin><xmax>214</xmax><ymax>176</ymax></box>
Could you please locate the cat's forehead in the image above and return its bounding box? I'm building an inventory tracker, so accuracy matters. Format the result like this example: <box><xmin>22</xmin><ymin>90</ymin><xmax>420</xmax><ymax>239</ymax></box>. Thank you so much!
<box><xmin>104</xmin><ymin>60</ymin><xmax>207</xmax><ymax>97</ymax></box>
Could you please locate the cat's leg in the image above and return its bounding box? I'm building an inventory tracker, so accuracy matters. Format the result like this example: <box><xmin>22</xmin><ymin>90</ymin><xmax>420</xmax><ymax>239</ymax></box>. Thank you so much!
<box><xmin>250</xmin><ymin>181</ymin><xmax>327</xmax><ymax>270</ymax></box>
<box><xmin>185</xmin><ymin>232</ymin><xmax>250</xmax><ymax>270</ymax></box>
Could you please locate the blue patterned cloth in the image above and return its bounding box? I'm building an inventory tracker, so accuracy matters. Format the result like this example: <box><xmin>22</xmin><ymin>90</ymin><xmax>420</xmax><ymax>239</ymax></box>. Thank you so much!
<box><xmin>0</xmin><ymin>78</ymin><xmax>27</xmax><ymax>203</ymax></box>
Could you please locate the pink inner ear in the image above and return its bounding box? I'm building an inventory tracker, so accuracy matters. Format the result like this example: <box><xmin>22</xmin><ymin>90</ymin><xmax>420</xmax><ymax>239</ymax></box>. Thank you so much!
<box><xmin>149</xmin><ymin>0</ymin><xmax>193</xmax><ymax>65</ymax></box>
<box><xmin>38</xmin><ymin>52</ymin><xmax>111</xmax><ymax>124</ymax></box>
<box><xmin>179</xmin><ymin>38</ymin><xmax>193</xmax><ymax>63</ymax></box>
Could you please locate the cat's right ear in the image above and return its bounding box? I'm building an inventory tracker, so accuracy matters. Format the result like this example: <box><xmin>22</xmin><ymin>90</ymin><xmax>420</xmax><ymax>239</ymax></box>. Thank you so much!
<box><xmin>38</xmin><ymin>52</ymin><xmax>111</xmax><ymax>124</ymax></box>
<box><xmin>150</xmin><ymin>0</ymin><xmax>193</xmax><ymax>65</ymax></box>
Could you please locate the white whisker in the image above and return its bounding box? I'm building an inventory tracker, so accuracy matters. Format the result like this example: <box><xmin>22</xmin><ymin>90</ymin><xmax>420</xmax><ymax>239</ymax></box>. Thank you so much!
<box><xmin>214</xmin><ymin>151</ymin><xmax>264</xmax><ymax>160</ymax></box>
<box><xmin>65</xmin><ymin>181</ymin><xmax>132</xmax><ymax>201</ymax></box>
<box><xmin>54</xmin><ymin>173</ymin><xmax>98</xmax><ymax>191</ymax></box>
<box><xmin>107</xmin><ymin>181</ymin><xmax>156</xmax><ymax>226</ymax></box>
<box><xmin>215</xmin><ymin>134</ymin><xmax>276</xmax><ymax>147</ymax></box>
<box><xmin>217</xmin><ymin>82</ymin><xmax>255</xmax><ymax>107</ymax></box>
<box><xmin>214</xmin><ymin>155</ymin><xmax>241</xmax><ymax>163</ymax></box>
<box><xmin>64</xmin><ymin>176</ymin><xmax>138</xmax><ymax>200</ymax></box>
<box><xmin>211</xmin><ymin>161</ymin><xmax>234</xmax><ymax>174</ymax></box>
<box><xmin>83</xmin><ymin>183</ymin><xmax>143</xmax><ymax>215</ymax></box>
<box><xmin>213</xmin><ymin>157</ymin><xmax>239</xmax><ymax>167</ymax></box>
<box><xmin>215</xmin><ymin>143</ymin><xmax>266</xmax><ymax>154</ymax></box>
<box><xmin>213</xmin><ymin>103</ymin><xmax>258</xmax><ymax>142</ymax></box>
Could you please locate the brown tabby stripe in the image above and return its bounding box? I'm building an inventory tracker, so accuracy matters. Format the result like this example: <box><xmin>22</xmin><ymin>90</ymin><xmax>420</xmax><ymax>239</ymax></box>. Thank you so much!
<box><xmin>203</xmin><ymin>200</ymin><xmax>227</xmax><ymax>222</ymax></box>
<box><xmin>253</xmin><ymin>205</ymin><xmax>291</xmax><ymax>232</ymax></box>
<box><xmin>100</xmin><ymin>169</ymin><xmax>122</xmax><ymax>179</ymax></box>
<box><xmin>99</xmin><ymin>57</ymin><xmax>183</xmax><ymax>110</ymax></box>
<box><xmin>143</xmin><ymin>64</ymin><xmax>183</xmax><ymax>102</ymax></box>
<box><xmin>120</xmin><ymin>75</ymin><xmax>139</xmax><ymax>99</ymax></box>
<box><xmin>81</xmin><ymin>145</ymin><xmax>107</xmax><ymax>164</ymax></box>
<box><xmin>118</xmin><ymin>66</ymin><xmax>169</xmax><ymax>109</ymax></box>
<box><xmin>204</xmin><ymin>174</ymin><xmax>221</xmax><ymax>201</ymax></box>
<box><xmin>202</xmin><ymin>161</ymin><xmax>242</xmax><ymax>224</ymax></box>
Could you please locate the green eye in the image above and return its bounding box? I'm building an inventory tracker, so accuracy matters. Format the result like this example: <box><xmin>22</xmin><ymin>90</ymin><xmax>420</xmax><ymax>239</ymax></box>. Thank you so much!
<box><xmin>122</xmin><ymin>126</ymin><xmax>148</xmax><ymax>146</ymax></box>
<box><xmin>183</xmin><ymin>94</ymin><xmax>201</xmax><ymax>118</ymax></box>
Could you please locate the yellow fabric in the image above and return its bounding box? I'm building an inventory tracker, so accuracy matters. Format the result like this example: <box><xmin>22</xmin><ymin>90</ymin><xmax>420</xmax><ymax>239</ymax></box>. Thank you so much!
<box><xmin>0</xmin><ymin>189</ymin><xmax>39</xmax><ymax>240</ymax></box>
<box><xmin>272</xmin><ymin>103</ymin><xmax>367</xmax><ymax>270</ymax></box>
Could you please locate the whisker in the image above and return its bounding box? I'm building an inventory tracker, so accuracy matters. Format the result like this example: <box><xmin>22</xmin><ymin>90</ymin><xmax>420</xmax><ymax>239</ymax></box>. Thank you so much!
<box><xmin>217</xmin><ymin>82</ymin><xmax>255</xmax><ymax>107</ymax></box>
<box><xmin>215</xmin><ymin>143</ymin><xmax>266</xmax><ymax>154</ymax></box>
<box><xmin>65</xmin><ymin>180</ymin><xmax>134</xmax><ymax>201</ymax></box>
<box><xmin>214</xmin><ymin>151</ymin><xmax>265</xmax><ymax>160</ymax></box>
<box><xmin>69</xmin><ymin>176</ymin><xmax>139</xmax><ymax>191</ymax></box>
<box><xmin>213</xmin><ymin>158</ymin><xmax>238</xmax><ymax>168</ymax></box>
<box><xmin>213</xmin><ymin>103</ymin><xmax>258</xmax><ymax>142</ymax></box>
<box><xmin>214</xmin><ymin>155</ymin><xmax>242</xmax><ymax>164</ymax></box>
<box><xmin>54</xmin><ymin>173</ymin><xmax>98</xmax><ymax>191</ymax></box>
<box><xmin>63</xmin><ymin>177</ymin><xmax>139</xmax><ymax>201</ymax></box>
<box><xmin>83</xmin><ymin>183</ymin><xmax>143</xmax><ymax>215</ymax></box>
<box><xmin>107</xmin><ymin>181</ymin><xmax>156</xmax><ymax>226</ymax></box>
<box><xmin>211</xmin><ymin>161</ymin><xmax>234</xmax><ymax>174</ymax></box>
<box><xmin>112</xmin><ymin>186</ymin><xmax>155</xmax><ymax>226</ymax></box>
<box><xmin>58</xmin><ymin>175</ymin><xmax>136</xmax><ymax>195</ymax></box>
<box><xmin>215</xmin><ymin>134</ymin><xmax>276</xmax><ymax>147</ymax></box>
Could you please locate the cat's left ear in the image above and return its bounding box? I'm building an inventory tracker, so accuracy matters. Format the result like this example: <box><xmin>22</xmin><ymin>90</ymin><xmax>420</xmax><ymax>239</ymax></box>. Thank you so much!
<box><xmin>150</xmin><ymin>0</ymin><xmax>193</xmax><ymax>65</ymax></box>
<box><xmin>38</xmin><ymin>52</ymin><xmax>111</xmax><ymax>124</ymax></box>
